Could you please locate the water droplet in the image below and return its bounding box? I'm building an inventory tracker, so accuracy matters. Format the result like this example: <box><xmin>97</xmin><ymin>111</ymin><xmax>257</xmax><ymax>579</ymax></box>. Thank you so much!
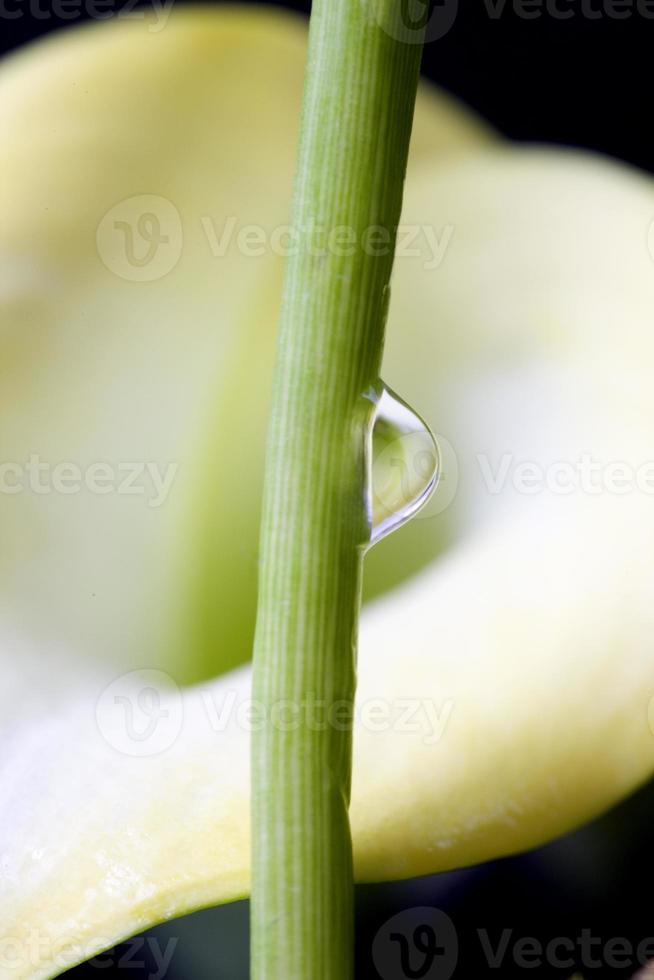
<box><xmin>367</xmin><ymin>383</ymin><xmax>440</xmax><ymax>547</ymax></box>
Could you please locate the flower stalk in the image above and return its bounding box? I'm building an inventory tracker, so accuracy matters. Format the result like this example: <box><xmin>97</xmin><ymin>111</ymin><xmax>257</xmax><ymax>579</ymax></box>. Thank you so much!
<box><xmin>251</xmin><ymin>3</ymin><xmax>426</xmax><ymax>977</ymax></box>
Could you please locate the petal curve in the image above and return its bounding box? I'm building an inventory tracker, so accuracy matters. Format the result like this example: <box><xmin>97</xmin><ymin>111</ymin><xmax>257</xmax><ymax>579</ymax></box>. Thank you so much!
<box><xmin>3</xmin><ymin>146</ymin><xmax>654</xmax><ymax>977</ymax></box>
<box><xmin>0</xmin><ymin>6</ymin><xmax>489</xmax><ymax>683</ymax></box>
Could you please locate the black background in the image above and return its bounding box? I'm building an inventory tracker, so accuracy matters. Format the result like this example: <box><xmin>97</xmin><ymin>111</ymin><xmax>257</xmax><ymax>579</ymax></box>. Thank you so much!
<box><xmin>1</xmin><ymin>0</ymin><xmax>653</xmax><ymax>171</ymax></box>
<box><xmin>3</xmin><ymin>2</ymin><xmax>654</xmax><ymax>978</ymax></box>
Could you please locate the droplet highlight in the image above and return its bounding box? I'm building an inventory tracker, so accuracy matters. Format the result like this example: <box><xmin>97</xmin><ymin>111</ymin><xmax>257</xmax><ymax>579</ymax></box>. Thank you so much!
<box><xmin>367</xmin><ymin>384</ymin><xmax>440</xmax><ymax>547</ymax></box>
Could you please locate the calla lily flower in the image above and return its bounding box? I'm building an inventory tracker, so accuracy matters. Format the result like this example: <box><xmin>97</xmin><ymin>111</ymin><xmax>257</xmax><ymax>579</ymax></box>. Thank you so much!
<box><xmin>2</xmin><ymin>6</ymin><xmax>654</xmax><ymax>978</ymax></box>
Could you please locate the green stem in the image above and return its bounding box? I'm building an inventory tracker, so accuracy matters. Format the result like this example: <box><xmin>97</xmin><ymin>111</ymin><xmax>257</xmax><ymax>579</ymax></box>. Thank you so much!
<box><xmin>251</xmin><ymin>4</ymin><xmax>425</xmax><ymax>977</ymax></box>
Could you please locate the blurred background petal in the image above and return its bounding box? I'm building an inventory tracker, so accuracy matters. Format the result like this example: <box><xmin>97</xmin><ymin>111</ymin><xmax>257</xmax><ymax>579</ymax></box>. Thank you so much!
<box><xmin>0</xmin><ymin>6</ymin><xmax>489</xmax><ymax>684</ymax></box>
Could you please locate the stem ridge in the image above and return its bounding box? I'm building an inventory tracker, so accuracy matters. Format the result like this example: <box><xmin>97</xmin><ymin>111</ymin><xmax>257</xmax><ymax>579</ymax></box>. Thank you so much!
<box><xmin>251</xmin><ymin>5</ymin><xmax>426</xmax><ymax>977</ymax></box>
